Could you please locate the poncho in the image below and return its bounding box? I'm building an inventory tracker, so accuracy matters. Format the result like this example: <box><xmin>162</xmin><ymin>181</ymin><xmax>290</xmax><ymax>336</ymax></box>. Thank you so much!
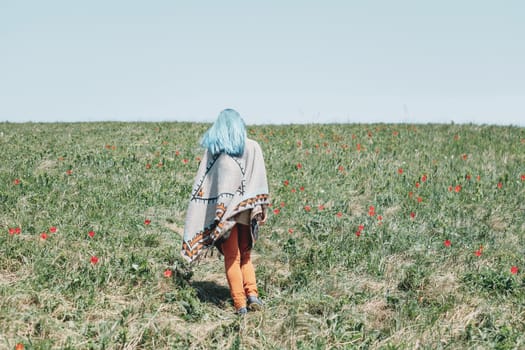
<box><xmin>181</xmin><ymin>139</ymin><xmax>269</xmax><ymax>263</ymax></box>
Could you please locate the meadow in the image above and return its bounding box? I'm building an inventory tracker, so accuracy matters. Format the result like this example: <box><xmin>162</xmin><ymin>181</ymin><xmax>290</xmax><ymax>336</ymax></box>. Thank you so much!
<box><xmin>1</xmin><ymin>121</ymin><xmax>524</xmax><ymax>349</ymax></box>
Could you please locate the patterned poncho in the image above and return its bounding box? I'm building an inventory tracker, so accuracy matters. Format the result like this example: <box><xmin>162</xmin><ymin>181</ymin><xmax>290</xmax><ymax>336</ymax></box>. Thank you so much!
<box><xmin>181</xmin><ymin>139</ymin><xmax>269</xmax><ymax>263</ymax></box>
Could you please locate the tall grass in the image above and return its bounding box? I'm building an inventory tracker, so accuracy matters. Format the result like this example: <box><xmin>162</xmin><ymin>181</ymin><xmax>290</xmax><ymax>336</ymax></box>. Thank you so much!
<box><xmin>1</xmin><ymin>122</ymin><xmax>524</xmax><ymax>349</ymax></box>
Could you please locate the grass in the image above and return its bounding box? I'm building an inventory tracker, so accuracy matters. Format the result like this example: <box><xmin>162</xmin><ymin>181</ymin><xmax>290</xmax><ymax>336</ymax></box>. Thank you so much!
<box><xmin>1</xmin><ymin>121</ymin><xmax>524</xmax><ymax>349</ymax></box>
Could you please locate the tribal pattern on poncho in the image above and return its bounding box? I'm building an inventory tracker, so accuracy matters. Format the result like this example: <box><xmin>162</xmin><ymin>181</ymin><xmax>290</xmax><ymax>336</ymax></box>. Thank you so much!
<box><xmin>181</xmin><ymin>139</ymin><xmax>269</xmax><ymax>263</ymax></box>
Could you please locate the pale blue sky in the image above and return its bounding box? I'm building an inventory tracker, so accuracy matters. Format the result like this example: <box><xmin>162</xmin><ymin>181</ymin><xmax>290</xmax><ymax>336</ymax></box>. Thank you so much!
<box><xmin>1</xmin><ymin>1</ymin><xmax>524</xmax><ymax>125</ymax></box>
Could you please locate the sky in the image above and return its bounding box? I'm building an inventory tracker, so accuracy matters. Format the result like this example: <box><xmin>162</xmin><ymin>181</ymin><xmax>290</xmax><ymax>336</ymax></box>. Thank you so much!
<box><xmin>1</xmin><ymin>0</ymin><xmax>524</xmax><ymax>126</ymax></box>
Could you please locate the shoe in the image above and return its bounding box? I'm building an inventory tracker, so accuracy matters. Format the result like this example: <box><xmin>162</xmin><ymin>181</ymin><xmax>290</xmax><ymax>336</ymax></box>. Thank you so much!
<box><xmin>247</xmin><ymin>296</ymin><xmax>264</xmax><ymax>311</ymax></box>
<box><xmin>237</xmin><ymin>307</ymin><xmax>248</xmax><ymax>315</ymax></box>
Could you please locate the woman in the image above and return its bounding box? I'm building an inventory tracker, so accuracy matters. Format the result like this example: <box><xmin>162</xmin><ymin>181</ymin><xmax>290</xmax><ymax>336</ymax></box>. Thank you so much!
<box><xmin>181</xmin><ymin>109</ymin><xmax>269</xmax><ymax>314</ymax></box>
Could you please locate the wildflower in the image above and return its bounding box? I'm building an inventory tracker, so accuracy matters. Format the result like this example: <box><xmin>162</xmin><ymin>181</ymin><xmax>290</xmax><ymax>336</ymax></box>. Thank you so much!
<box><xmin>273</xmin><ymin>208</ymin><xmax>280</xmax><ymax>215</ymax></box>
<box><xmin>444</xmin><ymin>240</ymin><xmax>451</xmax><ymax>247</ymax></box>
<box><xmin>497</xmin><ymin>182</ymin><xmax>503</xmax><ymax>189</ymax></box>
<box><xmin>49</xmin><ymin>226</ymin><xmax>57</xmax><ymax>233</ymax></box>
<box><xmin>511</xmin><ymin>266</ymin><xmax>518</xmax><ymax>275</ymax></box>
<box><xmin>410</xmin><ymin>212</ymin><xmax>416</xmax><ymax>219</ymax></box>
<box><xmin>13</xmin><ymin>178</ymin><xmax>21</xmax><ymax>185</ymax></box>
<box><xmin>355</xmin><ymin>230</ymin><xmax>361</xmax><ymax>237</ymax></box>
<box><xmin>338</xmin><ymin>165</ymin><xmax>345</xmax><ymax>172</ymax></box>
<box><xmin>474</xmin><ymin>250</ymin><xmax>482</xmax><ymax>257</ymax></box>
<box><xmin>377</xmin><ymin>215</ymin><xmax>383</xmax><ymax>222</ymax></box>
<box><xmin>175</xmin><ymin>150</ymin><xmax>180</xmax><ymax>156</ymax></box>
<box><xmin>358</xmin><ymin>225</ymin><xmax>364</xmax><ymax>231</ymax></box>
<box><xmin>144</xmin><ymin>219</ymin><xmax>151</xmax><ymax>225</ymax></box>
<box><xmin>368</xmin><ymin>206</ymin><xmax>375</xmax><ymax>217</ymax></box>
<box><xmin>88</xmin><ymin>231</ymin><xmax>95</xmax><ymax>238</ymax></box>
<box><xmin>157</xmin><ymin>162</ymin><xmax>163</xmax><ymax>168</ymax></box>
<box><xmin>357</xmin><ymin>143</ymin><xmax>362</xmax><ymax>152</ymax></box>
<box><xmin>318</xmin><ymin>204</ymin><xmax>325</xmax><ymax>211</ymax></box>
<box><xmin>146</xmin><ymin>163</ymin><xmax>151</xmax><ymax>169</ymax></box>
<box><xmin>465</xmin><ymin>174</ymin><xmax>471</xmax><ymax>181</ymax></box>
<box><xmin>288</xmin><ymin>228</ymin><xmax>294</xmax><ymax>234</ymax></box>
<box><xmin>398</xmin><ymin>168</ymin><xmax>403</xmax><ymax>175</ymax></box>
<box><xmin>297</xmin><ymin>140</ymin><xmax>302</xmax><ymax>147</ymax></box>
<box><xmin>90</xmin><ymin>256</ymin><xmax>99</xmax><ymax>265</ymax></box>
<box><xmin>16</xmin><ymin>343</ymin><xmax>24</xmax><ymax>350</ymax></box>
<box><xmin>280</xmin><ymin>202</ymin><xmax>285</xmax><ymax>208</ymax></box>
<box><xmin>291</xmin><ymin>188</ymin><xmax>297</xmax><ymax>193</ymax></box>
<box><xmin>283</xmin><ymin>180</ymin><xmax>289</xmax><ymax>186</ymax></box>
<box><xmin>182</xmin><ymin>159</ymin><xmax>189</xmax><ymax>164</ymax></box>
<box><xmin>454</xmin><ymin>185</ymin><xmax>462</xmax><ymax>193</ymax></box>
<box><xmin>521</xmin><ymin>174</ymin><xmax>525</xmax><ymax>182</ymax></box>
<box><xmin>299</xmin><ymin>186</ymin><xmax>305</xmax><ymax>192</ymax></box>
<box><xmin>417</xmin><ymin>197</ymin><xmax>423</xmax><ymax>203</ymax></box>
<box><xmin>304</xmin><ymin>205</ymin><xmax>311</xmax><ymax>212</ymax></box>
<box><xmin>408</xmin><ymin>191</ymin><xmax>414</xmax><ymax>198</ymax></box>
<box><xmin>66</xmin><ymin>169</ymin><xmax>73</xmax><ymax>175</ymax></box>
<box><xmin>415</xmin><ymin>182</ymin><xmax>420</xmax><ymax>188</ymax></box>
<box><xmin>15</xmin><ymin>227</ymin><xmax>21</xmax><ymax>234</ymax></box>
<box><xmin>40</xmin><ymin>233</ymin><xmax>48</xmax><ymax>240</ymax></box>
<box><xmin>296</xmin><ymin>163</ymin><xmax>303</xmax><ymax>170</ymax></box>
<box><xmin>462</xmin><ymin>154</ymin><xmax>468</xmax><ymax>160</ymax></box>
<box><xmin>336</xmin><ymin>212</ymin><xmax>343</xmax><ymax>218</ymax></box>
<box><xmin>393</xmin><ymin>131</ymin><xmax>399</xmax><ymax>137</ymax></box>
<box><xmin>9</xmin><ymin>228</ymin><xmax>16</xmax><ymax>235</ymax></box>
<box><xmin>448</xmin><ymin>186</ymin><xmax>453</xmax><ymax>192</ymax></box>
<box><xmin>421</xmin><ymin>174</ymin><xmax>427</xmax><ymax>182</ymax></box>
<box><xmin>163</xmin><ymin>269</ymin><xmax>173</xmax><ymax>278</ymax></box>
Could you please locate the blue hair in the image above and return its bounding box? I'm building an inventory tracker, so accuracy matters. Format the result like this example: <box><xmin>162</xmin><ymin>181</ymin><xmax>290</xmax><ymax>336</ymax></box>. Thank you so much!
<box><xmin>201</xmin><ymin>109</ymin><xmax>246</xmax><ymax>157</ymax></box>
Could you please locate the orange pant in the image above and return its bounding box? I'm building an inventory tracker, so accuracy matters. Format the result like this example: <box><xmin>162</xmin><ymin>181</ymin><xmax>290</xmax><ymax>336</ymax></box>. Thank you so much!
<box><xmin>221</xmin><ymin>224</ymin><xmax>258</xmax><ymax>309</ymax></box>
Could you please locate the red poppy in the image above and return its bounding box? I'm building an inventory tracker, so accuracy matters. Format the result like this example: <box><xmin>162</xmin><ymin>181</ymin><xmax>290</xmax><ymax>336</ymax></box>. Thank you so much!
<box><xmin>182</xmin><ymin>159</ymin><xmax>189</xmax><ymax>164</ymax></box>
<box><xmin>511</xmin><ymin>266</ymin><xmax>518</xmax><ymax>275</ymax></box>
<box><xmin>462</xmin><ymin>154</ymin><xmax>468</xmax><ymax>160</ymax></box>
<box><xmin>318</xmin><ymin>204</ymin><xmax>325</xmax><ymax>211</ymax></box>
<box><xmin>9</xmin><ymin>228</ymin><xmax>16</xmax><ymax>235</ymax></box>
<box><xmin>144</xmin><ymin>219</ymin><xmax>151</xmax><ymax>225</ymax></box>
<box><xmin>40</xmin><ymin>233</ymin><xmax>48</xmax><ymax>240</ymax></box>
<box><xmin>90</xmin><ymin>256</ymin><xmax>99</xmax><ymax>264</ymax></box>
<box><xmin>357</xmin><ymin>144</ymin><xmax>362</xmax><ymax>152</ymax></box>
<box><xmin>408</xmin><ymin>191</ymin><xmax>414</xmax><ymax>198</ymax></box>
<box><xmin>465</xmin><ymin>174</ymin><xmax>471</xmax><ymax>181</ymax></box>
<box><xmin>304</xmin><ymin>205</ymin><xmax>311</xmax><ymax>212</ymax></box>
<box><xmin>476</xmin><ymin>175</ymin><xmax>481</xmax><ymax>181</ymax></box>
<box><xmin>291</xmin><ymin>188</ymin><xmax>297</xmax><ymax>193</ymax></box>
<box><xmin>410</xmin><ymin>212</ymin><xmax>416</xmax><ymax>219</ymax></box>
<box><xmin>393</xmin><ymin>131</ymin><xmax>399</xmax><ymax>137</ymax></box>
<box><xmin>13</xmin><ymin>178</ymin><xmax>21</xmax><ymax>185</ymax></box>
<box><xmin>273</xmin><ymin>208</ymin><xmax>280</xmax><ymax>215</ymax></box>
<box><xmin>157</xmin><ymin>162</ymin><xmax>163</xmax><ymax>168</ymax></box>
<box><xmin>444</xmin><ymin>240</ymin><xmax>451</xmax><ymax>247</ymax></box>
<box><xmin>448</xmin><ymin>186</ymin><xmax>453</xmax><ymax>192</ymax></box>
<box><xmin>297</xmin><ymin>140</ymin><xmax>302</xmax><ymax>147</ymax></box>
<box><xmin>398</xmin><ymin>168</ymin><xmax>403</xmax><ymax>175</ymax></box>
<box><xmin>377</xmin><ymin>215</ymin><xmax>383</xmax><ymax>222</ymax></box>
<box><xmin>415</xmin><ymin>182</ymin><xmax>420</xmax><ymax>188</ymax></box>
<box><xmin>368</xmin><ymin>206</ymin><xmax>375</xmax><ymax>217</ymax></box>
<box><xmin>175</xmin><ymin>150</ymin><xmax>180</xmax><ymax>156</ymax></box>
<box><xmin>49</xmin><ymin>226</ymin><xmax>57</xmax><ymax>233</ymax></box>
<box><xmin>163</xmin><ymin>269</ymin><xmax>173</xmax><ymax>278</ymax></box>
<box><xmin>88</xmin><ymin>231</ymin><xmax>95</xmax><ymax>238</ymax></box>
<box><xmin>417</xmin><ymin>197</ymin><xmax>423</xmax><ymax>203</ymax></box>
<box><xmin>146</xmin><ymin>163</ymin><xmax>151</xmax><ymax>169</ymax></box>
<box><xmin>474</xmin><ymin>250</ymin><xmax>482</xmax><ymax>257</ymax></box>
<box><xmin>288</xmin><ymin>228</ymin><xmax>294</xmax><ymax>234</ymax></box>
<box><xmin>355</xmin><ymin>230</ymin><xmax>361</xmax><ymax>237</ymax></box>
<box><xmin>296</xmin><ymin>163</ymin><xmax>303</xmax><ymax>170</ymax></box>
<box><xmin>336</xmin><ymin>212</ymin><xmax>343</xmax><ymax>218</ymax></box>
<box><xmin>358</xmin><ymin>225</ymin><xmax>364</xmax><ymax>231</ymax></box>
<box><xmin>299</xmin><ymin>186</ymin><xmax>305</xmax><ymax>192</ymax></box>
<box><xmin>454</xmin><ymin>185</ymin><xmax>462</xmax><ymax>193</ymax></box>
<box><xmin>521</xmin><ymin>174</ymin><xmax>525</xmax><ymax>182</ymax></box>
<box><xmin>283</xmin><ymin>180</ymin><xmax>289</xmax><ymax>186</ymax></box>
<box><xmin>66</xmin><ymin>169</ymin><xmax>73</xmax><ymax>175</ymax></box>
<box><xmin>421</xmin><ymin>175</ymin><xmax>427</xmax><ymax>182</ymax></box>
<box><xmin>338</xmin><ymin>165</ymin><xmax>345</xmax><ymax>172</ymax></box>
<box><xmin>497</xmin><ymin>182</ymin><xmax>503</xmax><ymax>189</ymax></box>
<box><xmin>16</xmin><ymin>343</ymin><xmax>24</xmax><ymax>350</ymax></box>
<box><xmin>15</xmin><ymin>227</ymin><xmax>21</xmax><ymax>235</ymax></box>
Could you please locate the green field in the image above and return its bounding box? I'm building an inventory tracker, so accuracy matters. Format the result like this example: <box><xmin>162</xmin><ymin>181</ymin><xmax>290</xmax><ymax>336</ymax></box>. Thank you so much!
<box><xmin>1</xmin><ymin>122</ymin><xmax>524</xmax><ymax>349</ymax></box>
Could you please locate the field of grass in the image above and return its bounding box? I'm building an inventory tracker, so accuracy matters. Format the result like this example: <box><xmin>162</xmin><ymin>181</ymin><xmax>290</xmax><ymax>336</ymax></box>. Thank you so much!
<box><xmin>1</xmin><ymin>121</ymin><xmax>524</xmax><ymax>349</ymax></box>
